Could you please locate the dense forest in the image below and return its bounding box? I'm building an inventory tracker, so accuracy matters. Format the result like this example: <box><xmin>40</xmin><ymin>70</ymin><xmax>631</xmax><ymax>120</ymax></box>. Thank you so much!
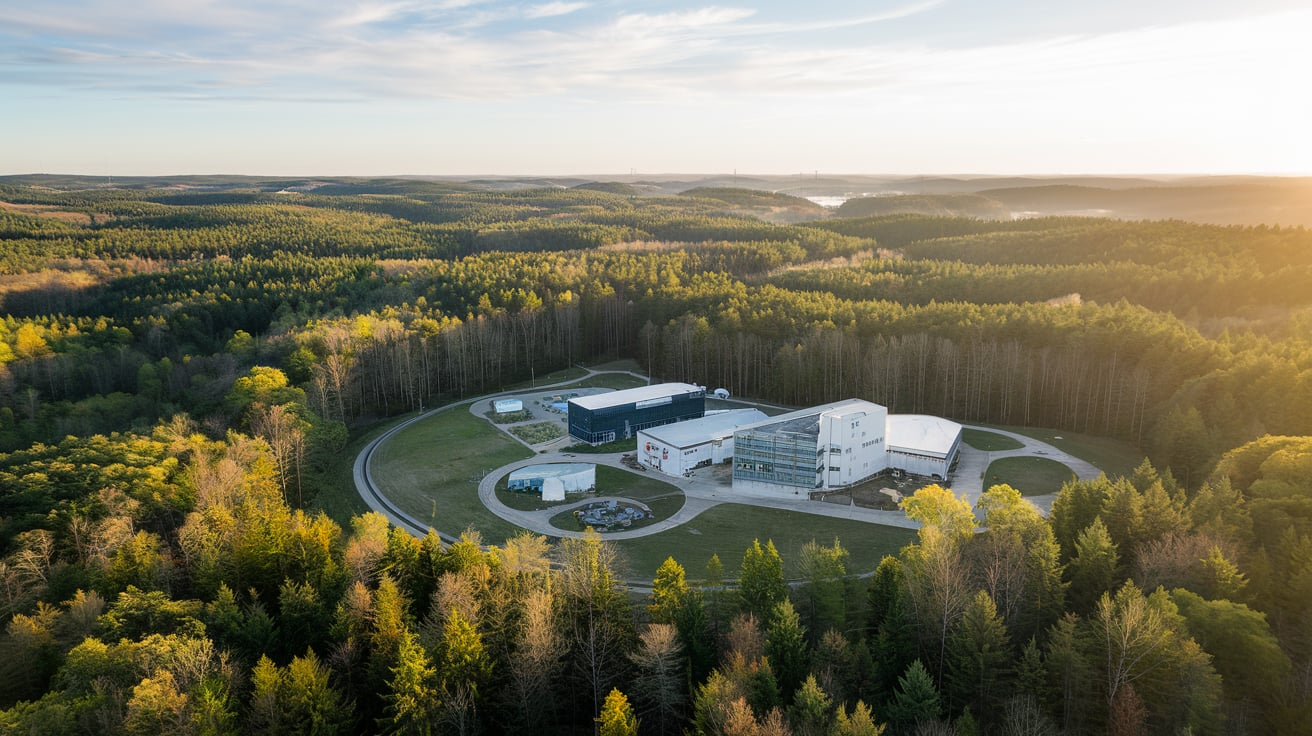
<box><xmin>0</xmin><ymin>178</ymin><xmax>1309</xmax><ymax>734</ymax></box>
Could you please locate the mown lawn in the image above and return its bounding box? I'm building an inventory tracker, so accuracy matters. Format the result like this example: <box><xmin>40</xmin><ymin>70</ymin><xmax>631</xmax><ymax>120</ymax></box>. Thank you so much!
<box><xmin>962</xmin><ymin>428</ymin><xmax>1024</xmax><ymax>451</ymax></box>
<box><xmin>995</xmin><ymin>425</ymin><xmax>1145</xmax><ymax>480</ymax></box>
<box><xmin>984</xmin><ymin>456</ymin><xmax>1077</xmax><ymax>496</ymax></box>
<box><xmin>614</xmin><ymin>505</ymin><xmax>916</xmax><ymax>581</ymax></box>
<box><xmin>371</xmin><ymin>408</ymin><xmax>532</xmax><ymax>543</ymax></box>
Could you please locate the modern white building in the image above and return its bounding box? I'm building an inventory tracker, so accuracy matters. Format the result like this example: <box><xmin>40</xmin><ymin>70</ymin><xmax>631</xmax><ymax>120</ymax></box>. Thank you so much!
<box><xmin>493</xmin><ymin>398</ymin><xmax>523</xmax><ymax>414</ymax></box>
<box><xmin>733</xmin><ymin>400</ymin><xmax>888</xmax><ymax>496</ymax></box>
<box><xmin>507</xmin><ymin>463</ymin><xmax>596</xmax><ymax>501</ymax></box>
<box><xmin>731</xmin><ymin>399</ymin><xmax>963</xmax><ymax>496</ymax></box>
<box><xmin>637</xmin><ymin>408</ymin><xmax>768</xmax><ymax>477</ymax></box>
<box><xmin>886</xmin><ymin>415</ymin><xmax>963</xmax><ymax>480</ymax></box>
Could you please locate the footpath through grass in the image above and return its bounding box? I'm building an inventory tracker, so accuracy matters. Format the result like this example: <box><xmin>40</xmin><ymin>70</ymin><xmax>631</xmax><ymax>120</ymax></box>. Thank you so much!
<box><xmin>985</xmin><ymin>456</ymin><xmax>1077</xmax><ymax>496</ymax></box>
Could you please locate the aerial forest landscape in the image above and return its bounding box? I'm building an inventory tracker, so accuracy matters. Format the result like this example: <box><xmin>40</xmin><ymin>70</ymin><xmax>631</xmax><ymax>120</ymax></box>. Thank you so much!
<box><xmin>2</xmin><ymin>1</ymin><xmax>1311</xmax><ymax>735</ymax></box>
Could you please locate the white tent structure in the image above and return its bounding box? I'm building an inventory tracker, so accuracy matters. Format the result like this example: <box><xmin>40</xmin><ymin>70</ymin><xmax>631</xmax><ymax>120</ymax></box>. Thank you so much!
<box><xmin>507</xmin><ymin>463</ymin><xmax>596</xmax><ymax>499</ymax></box>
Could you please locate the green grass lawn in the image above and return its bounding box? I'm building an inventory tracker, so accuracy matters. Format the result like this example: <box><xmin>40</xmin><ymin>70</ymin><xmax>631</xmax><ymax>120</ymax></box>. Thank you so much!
<box><xmin>371</xmin><ymin>408</ymin><xmax>532</xmax><ymax>543</ymax></box>
<box><xmin>962</xmin><ymin>428</ymin><xmax>1024</xmax><ymax>451</ymax></box>
<box><xmin>613</xmin><ymin>504</ymin><xmax>916</xmax><ymax>581</ymax></box>
<box><xmin>993</xmin><ymin>425</ymin><xmax>1145</xmax><ymax>480</ymax></box>
<box><xmin>984</xmin><ymin>456</ymin><xmax>1077</xmax><ymax>496</ymax></box>
<box><xmin>578</xmin><ymin>373</ymin><xmax>648</xmax><ymax>390</ymax></box>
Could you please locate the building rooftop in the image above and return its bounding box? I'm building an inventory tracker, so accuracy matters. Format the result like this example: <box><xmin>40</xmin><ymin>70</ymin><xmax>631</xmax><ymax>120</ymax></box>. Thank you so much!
<box><xmin>887</xmin><ymin>414</ymin><xmax>963</xmax><ymax>457</ymax></box>
<box><xmin>735</xmin><ymin>399</ymin><xmax>884</xmax><ymax>437</ymax></box>
<box><xmin>639</xmin><ymin>409</ymin><xmax>769</xmax><ymax>448</ymax></box>
<box><xmin>568</xmin><ymin>382</ymin><xmax>703</xmax><ymax>411</ymax></box>
<box><xmin>508</xmin><ymin>463</ymin><xmax>596</xmax><ymax>481</ymax></box>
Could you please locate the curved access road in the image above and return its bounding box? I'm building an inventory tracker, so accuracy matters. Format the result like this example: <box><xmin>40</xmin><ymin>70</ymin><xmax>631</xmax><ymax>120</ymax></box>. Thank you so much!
<box><xmin>351</xmin><ymin>369</ymin><xmax>627</xmax><ymax>541</ymax></box>
<box><xmin>355</xmin><ymin>375</ymin><xmax>1101</xmax><ymax>541</ymax></box>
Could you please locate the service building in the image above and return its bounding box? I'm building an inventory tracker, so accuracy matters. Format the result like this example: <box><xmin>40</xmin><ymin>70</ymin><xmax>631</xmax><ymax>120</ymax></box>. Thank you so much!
<box><xmin>637</xmin><ymin>408</ymin><xmax>768</xmax><ymax>477</ymax></box>
<box><xmin>567</xmin><ymin>383</ymin><xmax>705</xmax><ymax>445</ymax></box>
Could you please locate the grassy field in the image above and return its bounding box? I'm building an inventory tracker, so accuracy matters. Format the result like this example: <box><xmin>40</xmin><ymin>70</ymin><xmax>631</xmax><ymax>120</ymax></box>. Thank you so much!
<box><xmin>984</xmin><ymin>456</ymin><xmax>1078</xmax><ymax>496</ymax></box>
<box><xmin>993</xmin><ymin>425</ymin><xmax>1145</xmax><ymax>479</ymax></box>
<box><xmin>613</xmin><ymin>504</ymin><xmax>916</xmax><ymax>581</ymax></box>
<box><xmin>371</xmin><ymin>408</ymin><xmax>532</xmax><ymax>542</ymax></box>
<box><xmin>363</xmin><ymin>369</ymin><xmax>659</xmax><ymax>540</ymax></box>
<box><xmin>580</xmin><ymin>373</ymin><xmax>648</xmax><ymax>390</ymax></box>
<box><xmin>962</xmin><ymin>428</ymin><xmax>1024</xmax><ymax>451</ymax></box>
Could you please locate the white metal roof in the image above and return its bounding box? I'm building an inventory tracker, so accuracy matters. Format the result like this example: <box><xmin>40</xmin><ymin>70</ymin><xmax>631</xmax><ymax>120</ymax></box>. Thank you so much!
<box><xmin>638</xmin><ymin>409</ymin><xmax>769</xmax><ymax>448</ymax></box>
<box><xmin>568</xmin><ymin>382</ymin><xmax>703</xmax><ymax>411</ymax></box>
<box><xmin>886</xmin><ymin>414</ymin><xmax>963</xmax><ymax>457</ymax></box>
<box><xmin>509</xmin><ymin>463</ymin><xmax>596</xmax><ymax>481</ymax></box>
<box><xmin>733</xmin><ymin>398</ymin><xmax>884</xmax><ymax>436</ymax></box>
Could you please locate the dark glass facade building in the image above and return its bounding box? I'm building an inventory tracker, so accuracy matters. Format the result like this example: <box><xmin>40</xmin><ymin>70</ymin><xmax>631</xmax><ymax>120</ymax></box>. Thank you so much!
<box><xmin>568</xmin><ymin>383</ymin><xmax>706</xmax><ymax>445</ymax></box>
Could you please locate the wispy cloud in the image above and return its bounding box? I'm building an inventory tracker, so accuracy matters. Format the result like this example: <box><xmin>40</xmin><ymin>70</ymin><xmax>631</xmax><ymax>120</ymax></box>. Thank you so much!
<box><xmin>1</xmin><ymin>0</ymin><xmax>1307</xmax><ymax>112</ymax></box>
<box><xmin>524</xmin><ymin>2</ymin><xmax>589</xmax><ymax>20</ymax></box>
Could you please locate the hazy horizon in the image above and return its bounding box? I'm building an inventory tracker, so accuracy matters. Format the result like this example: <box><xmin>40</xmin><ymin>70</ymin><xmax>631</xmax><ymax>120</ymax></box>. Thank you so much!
<box><xmin>4</xmin><ymin>0</ymin><xmax>1309</xmax><ymax>177</ymax></box>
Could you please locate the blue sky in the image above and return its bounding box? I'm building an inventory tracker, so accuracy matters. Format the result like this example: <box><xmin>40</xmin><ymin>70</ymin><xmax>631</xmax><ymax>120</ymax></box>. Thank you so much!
<box><xmin>2</xmin><ymin>0</ymin><xmax>1308</xmax><ymax>176</ymax></box>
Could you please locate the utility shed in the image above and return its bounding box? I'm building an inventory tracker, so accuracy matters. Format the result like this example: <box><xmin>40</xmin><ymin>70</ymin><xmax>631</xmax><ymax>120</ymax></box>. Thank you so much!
<box><xmin>567</xmin><ymin>383</ymin><xmax>705</xmax><ymax>445</ymax></box>
<box><xmin>637</xmin><ymin>408</ymin><xmax>768</xmax><ymax>477</ymax></box>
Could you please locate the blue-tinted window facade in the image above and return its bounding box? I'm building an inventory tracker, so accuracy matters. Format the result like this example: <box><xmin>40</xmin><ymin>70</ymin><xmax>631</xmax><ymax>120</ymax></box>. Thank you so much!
<box><xmin>568</xmin><ymin>392</ymin><xmax>705</xmax><ymax>444</ymax></box>
<box><xmin>733</xmin><ymin>429</ymin><xmax>823</xmax><ymax>489</ymax></box>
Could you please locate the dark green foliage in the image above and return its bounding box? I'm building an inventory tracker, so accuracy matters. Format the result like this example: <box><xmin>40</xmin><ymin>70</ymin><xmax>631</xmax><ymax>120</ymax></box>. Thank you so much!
<box><xmin>0</xmin><ymin>180</ymin><xmax>1310</xmax><ymax>734</ymax></box>
<box><xmin>738</xmin><ymin>539</ymin><xmax>786</xmax><ymax>621</ymax></box>
<box><xmin>1066</xmin><ymin>519</ymin><xmax>1120</xmax><ymax>614</ymax></box>
<box><xmin>887</xmin><ymin>660</ymin><xmax>942</xmax><ymax>729</ymax></box>
<box><xmin>764</xmin><ymin>599</ymin><xmax>809</xmax><ymax>702</ymax></box>
<box><xmin>945</xmin><ymin>591</ymin><xmax>1010</xmax><ymax>723</ymax></box>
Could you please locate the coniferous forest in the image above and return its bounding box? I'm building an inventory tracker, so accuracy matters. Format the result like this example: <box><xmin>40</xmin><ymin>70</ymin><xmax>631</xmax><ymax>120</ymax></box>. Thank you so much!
<box><xmin>0</xmin><ymin>178</ymin><xmax>1309</xmax><ymax>734</ymax></box>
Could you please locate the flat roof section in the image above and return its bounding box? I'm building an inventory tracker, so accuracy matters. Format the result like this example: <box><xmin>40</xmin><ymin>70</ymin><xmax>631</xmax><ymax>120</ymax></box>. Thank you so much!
<box><xmin>886</xmin><ymin>414</ymin><xmax>963</xmax><ymax>457</ymax></box>
<box><xmin>568</xmin><ymin>382</ymin><xmax>703</xmax><ymax>411</ymax></box>
<box><xmin>639</xmin><ymin>409</ymin><xmax>769</xmax><ymax>448</ymax></box>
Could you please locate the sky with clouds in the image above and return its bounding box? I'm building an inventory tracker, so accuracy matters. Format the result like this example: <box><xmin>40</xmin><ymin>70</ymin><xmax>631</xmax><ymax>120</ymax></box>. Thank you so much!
<box><xmin>2</xmin><ymin>0</ymin><xmax>1308</xmax><ymax>176</ymax></box>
